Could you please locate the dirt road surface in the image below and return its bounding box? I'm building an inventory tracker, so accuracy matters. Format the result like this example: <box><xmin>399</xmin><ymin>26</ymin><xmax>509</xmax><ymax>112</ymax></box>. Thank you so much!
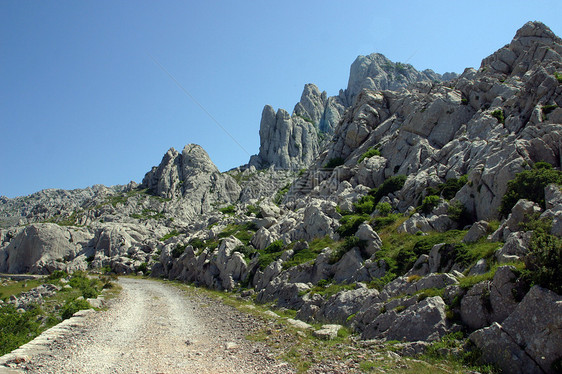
<box><xmin>8</xmin><ymin>278</ymin><xmax>293</xmax><ymax>374</ymax></box>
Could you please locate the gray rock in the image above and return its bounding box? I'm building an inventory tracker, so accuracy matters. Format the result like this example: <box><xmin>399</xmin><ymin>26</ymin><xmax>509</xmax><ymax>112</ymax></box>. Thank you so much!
<box><xmin>286</xmin><ymin>318</ymin><xmax>313</xmax><ymax>330</ymax></box>
<box><xmin>461</xmin><ymin>281</ymin><xmax>492</xmax><ymax>330</ymax></box>
<box><xmin>495</xmin><ymin>231</ymin><xmax>532</xmax><ymax>263</ymax></box>
<box><xmin>463</xmin><ymin>221</ymin><xmax>489</xmax><ymax>243</ymax></box>
<box><xmin>362</xmin><ymin>296</ymin><xmax>450</xmax><ymax>342</ymax></box>
<box><xmin>317</xmin><ymin>287</ymin><xmax>381</xmax><ymax>324</ymax></box>
<box><xmin>470</xmin><ymin>285</ymin><xmax>562</xmax><ymax>374</ymax></box>
<box><xmin>470</xmin><ymin>322</ymin><xmax>543</xmax><ymax>374</ymax></box>
<box><xmin>489</xmin><ymin>266</ymin><xmax>519</xmax><ymax>323</ymax></box>
<box><xmin>355</xmin><ymin>223</ymin><xmax>382</xmax><ymax>256</ymax></box>
<box><xmin>249</xmin><ymin>106</ymin><xmax>320</xmax><ymax>170</ymax></box>
<box><xmin>333</xmin><ymin>249</ymin><xmax>365</xmax><ymax>284</ymax></box>
<box><xmin>313</xmin><ymin>324</ymin><xmax>343</xmax><ymax>340</ymax></box>
<box><xmin>0</xmin><ymin>224</ymin><xmax>89</xmax><ymax>274</ymax></box>
<box><xmin>468</xmin><ymin>258</ymin><xmax>488</xmax><ymax>276</ymax></box>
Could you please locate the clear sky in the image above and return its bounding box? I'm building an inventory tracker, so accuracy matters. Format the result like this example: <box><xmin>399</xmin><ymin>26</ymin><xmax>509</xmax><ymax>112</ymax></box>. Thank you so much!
<box><xmin>1</xmin><ymin>1</ymin><xmax>560</xmax><ymax>198</ymax></box>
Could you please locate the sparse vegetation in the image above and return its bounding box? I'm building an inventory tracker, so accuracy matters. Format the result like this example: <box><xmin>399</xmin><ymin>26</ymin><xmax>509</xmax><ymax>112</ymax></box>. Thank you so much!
<box><xmin>159</xmin><ymin>229</ymin><xmax>181</xmax><ymax>241</ymax></box>
<box><xmin>274</xmin><ymin>183</ymin><xmax>291</xmax><ymax>205</ymax></box>
<box><xmin>491</xmin><ymin>109</ymin><xmax>505</xmax><ymax>124</ymax></box>
<box><xmin>522</xmin><ymin>217</ymin><xmax>562</xmax><ymax>294</ymax></box>
<box><xmin>337</xmin><ymin>214</ymin><xmax>369</xmax><ymax>237</ymax></box>
<box><xmin>324</xmin><ymin>157</ymin><xmax>345</xmax><ymax>168</ymax></box>
<box><xmin>358</xmin><ymin>147</ymin><xmax>381</xmax><ymax>163</ymax></box>
<box><xmin>0</xmin><ymin>272</ymin><xmax>117</xmax><ymax>355</ymax></box>
<box><xmin>499</xmin><ymin>161</ymin><xmax>562</xmax><ymax>217</ymax></box>
<box><xmin>541</xmin><ymin>104</ymin><xmax>558</xmax><ymax>121</ymax></box>
<box><xmin>425</xmin><ymin>175</ymin><xmax>468</xmax><ymax>200</ymax></box>
<box><xmin>369</xmin><ymin>175</ymin><xmax>407</xmax><ymax>205</ymax></box>
<box><xmin>219</xmin><ymin>205</ymin><xmax>236</xmax><ymax>215</ymax></box>
<box><xmin>419</xmin><ymin>195</ymin><xmax>440</xmax><ymax>214</ymax></box>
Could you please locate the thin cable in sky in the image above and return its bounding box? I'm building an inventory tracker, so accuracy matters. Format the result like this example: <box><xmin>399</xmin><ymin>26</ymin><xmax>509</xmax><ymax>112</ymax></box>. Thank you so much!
<box><xmin>148</xmin><ymin>54</ymin><xmax>251</xmax><ymax>157</ymax></box>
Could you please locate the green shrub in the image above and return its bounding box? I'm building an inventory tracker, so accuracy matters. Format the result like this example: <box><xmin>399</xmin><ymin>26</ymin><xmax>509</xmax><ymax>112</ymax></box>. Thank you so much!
<box><xmin>246</xmin><ymin>204</ymin><xmax>261</xmax><ymax>216</ymax></box>
<box><xmin>542</xmin><ymin>104</ymin><xmax>558</xmax><ymax>121</ymax></box>
<box><xmin>337</xmin><ymin>214</ymin><xmax>369</xmax><ymax>237</ymax></box>
<box><xmin>499</xmin><ymin>162</ymin><xmax>562</xmax><ymax>217</ymax></box>
<box><xmin>523</xmin><ymin>224</ymin><xmax>562</xmax><ymax>294</ymax></box>
<box><xmin>189</xmin><ymin>238</ymin><xmax>205</xmax><ymax>250</ymax></box>
<box><xmin>353</xmin><ymin>195</ymin><xmax>375</xmax><ymax>214</ymax></box>
<box><xmin>372</xmin><ymin>213</ymin><xmax>401</xmax><ymax>230</ymax></box>
<box><xmin>491</xmin><ymin>109</ymin><xmax>505</xmax><ymax>124</ymax></box>
<box><xmin>448</xmin><ymin>200</ymin><xmax>472</xmax><ymax>227</ymax></box>
<box><xmin>274</xmin><ymin>183</ymin><xmax>291</xmax><ymax>205</ymax></box>
<box><xmin>81</xmin><ymin>286</ymin><xmax>98</xmax><ymax>299</ymax></box>
<box><xmin>0</xmin><ymin>305</ymin><xmax>42</xmax><ymax>355</ymax></box>
<box><xmin>369</xmin><ymin>175</ymin><xmax>407</xmax><ymax>204</ymax></box>
<box><xmin>61</xmin><ymin>299</ymin><xmax>92</xmax><ymax>320</ymax></box>
<box><xmin>358</xmin><ymin>147</ymin><xmax>381</xmax><ymax>163</ymax></box>
<box><xmin>136</xmin><ymin>262</ymin><xmax>148</xmax><ymax>274</ymax></box>
<box><xmin>234</xmin><ymin>245</ymin><xmax>257</xmax><ymax>262</ymax></box>
<box><xmin>555</xmin><ymin>72</ymin><xmax>562</xmax><ymax>83</ymax></box>
<box><xmin>264</xmin><ymin>240</ymin><xmax>284</xmax><ymax>254</ymax></box>
<box><xmin>419</xmin><ymin>195</ymin><xmax>440</xmax><ymax>214</ymax></box>
<box><xmin>329</xmin><ymin>237</ymin><xmax>366</xmax><ymax>264</ymax></box>
<box><xmin>440</xmin><ymin>175</ymin><xmax>468</xmax><ymax>200</ymax></box>
<box><xmin>324</xmin><ymin>157</ymin><xmax>345</xmax><ymax>168</ymax></box>
<box><xmin>47</xmin><ymin>270</ymin><xmax>68</xmax><ymax>280</ymax></box>
<box><xmin>375</xmin><ymin>202</ymin><xmax>392</xmax><ymax>216</ymax></box>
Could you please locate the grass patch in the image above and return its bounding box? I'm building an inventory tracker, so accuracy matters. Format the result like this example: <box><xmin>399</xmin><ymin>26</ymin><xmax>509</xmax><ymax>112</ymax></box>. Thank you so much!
<box><xmin>159</xmin><ymin>229</ymin><xmax>181</xmax><ymax>241</ymax></box>
<box><xmin>219</xmin><ymin>205</ymin><xmax>236</xmax><ymax>215</ymax></box>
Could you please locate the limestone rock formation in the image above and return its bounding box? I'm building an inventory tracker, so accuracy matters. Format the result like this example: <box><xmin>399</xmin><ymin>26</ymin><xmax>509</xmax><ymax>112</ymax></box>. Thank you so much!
<box><xmin>342</xmin><ymin>53</ymin><xmax>450</xmax><ymax>106</ymax></box>
<box><xmin>248</xmin><ymin>105</ymin><xmax>320</xmax><ymax>170</ymax></box>
<box><xmin>296</xmin><ymin>21</ymin><xmax>562</xmax><ymax>221</ymax></box>
<box><xmin>249</xmin><ymin>53</ymin><xmax>452</xmax><ymax>170</ymax></box>
<box><xmin>142</xmin><ymin>144</ymin><xmax>241</xmax><ymax>216</ymax></box>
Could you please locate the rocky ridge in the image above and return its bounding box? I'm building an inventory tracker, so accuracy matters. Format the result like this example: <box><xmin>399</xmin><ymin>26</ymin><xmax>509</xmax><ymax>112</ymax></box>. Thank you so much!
<box><xmin>1</xmin><ymin>21</ymin><xmax>562</xmax><ymax>373</ymax></box>
<box><xmin>249</xmin><ymin>54</ymin><xmax>456</xmax><ymax>170</ymax></box>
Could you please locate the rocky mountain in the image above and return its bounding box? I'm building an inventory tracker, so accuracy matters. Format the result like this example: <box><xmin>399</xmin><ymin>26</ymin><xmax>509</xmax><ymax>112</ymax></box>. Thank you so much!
<box><xmin>1</xmin><ymin>21</ymin><xmax>562</xmax><ymax>373</ymax></box>
<box><xmin>249</xmin><ymin>53</ymin><xmax>456</xmax><ymax>170</ymax></box>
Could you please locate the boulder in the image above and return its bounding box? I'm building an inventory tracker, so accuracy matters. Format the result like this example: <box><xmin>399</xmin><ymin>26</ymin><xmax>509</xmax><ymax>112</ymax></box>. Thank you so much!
<box><xmin>313</xmin><ymin>324</ymin><xmax>343</xmax><ymax>340</ymax></box>
<box><xmin>495</xmin><ymin>231</ymin><xmax>532</xmax><ymax>263</ymax></box>
<box><xmin>317</xmin><ymin>286</ymin><xmax>381</xmax><ymax>324</ymax></box>
<box><xmin>355</xmin><ymin>223</ymin><xmax>382</xmax><ymax>256</ymax></box>
<box><xmin>0</xmin><ymin>224</ymin><xmax>87</xmax><ymax>274</ymax></box>
<box><xmin>463</xmin><ymin>221</ymin><xmax>489</xmax><ymax>243</ymax></box>
<box><xmin>470</xmin><ymin>286</ymin><xmax>562</xmax><ymax>374</ymax></box>
<box><xmin>460</xmin><ymin>281</ymin><xmax>492</xmax><ymax>330</ymax></box>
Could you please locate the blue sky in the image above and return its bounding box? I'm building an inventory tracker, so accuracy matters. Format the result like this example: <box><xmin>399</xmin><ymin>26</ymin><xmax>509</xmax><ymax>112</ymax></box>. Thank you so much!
<box><xmin>1</xmin><ymin>1</ymin><xmax>560</xmax><ymax>198</ymax></box>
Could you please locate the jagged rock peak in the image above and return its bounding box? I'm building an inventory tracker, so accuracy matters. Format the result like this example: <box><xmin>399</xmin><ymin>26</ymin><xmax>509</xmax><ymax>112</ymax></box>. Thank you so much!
<box><xmin>248</xmin><ymin>105</ymin><xmax>320</xmax><ymax>170</ymax></box>
<box><xmin>293</xmin><ymin>83</ymin><xmax>328</xmax><ymax>126</ymax></box>
<box><xmin>141</xmin><ymin>144</ymin><xmax>238</xmax><ymax>201</ymax></box>
<box><xmin>481</xmin><ymin>21</ymin><xmax>562</xmax><ymax>76</ymax></box>
<box><xmin>343</xmin><ymin>53</ymin><xmax>449</xmax><ymax>105</ymax></box>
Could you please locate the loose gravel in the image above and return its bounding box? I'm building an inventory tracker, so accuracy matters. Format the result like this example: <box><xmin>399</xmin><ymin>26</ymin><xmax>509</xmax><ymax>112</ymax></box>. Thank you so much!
<box><xmin>14</xmin><ymin>278</ymin><xmax>294</xmax><ymax>374</ymax></box>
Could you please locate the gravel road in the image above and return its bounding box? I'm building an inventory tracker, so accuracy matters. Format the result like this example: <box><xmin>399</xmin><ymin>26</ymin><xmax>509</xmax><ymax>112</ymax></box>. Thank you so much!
<box><xmin>21</xmin><ymin>278</ymin><xmax>293</xmax><ymax>374</ymax></box>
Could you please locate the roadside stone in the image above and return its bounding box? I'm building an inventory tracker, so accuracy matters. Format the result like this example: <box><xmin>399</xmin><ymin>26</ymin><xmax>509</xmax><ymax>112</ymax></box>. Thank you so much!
<box><xmin>313</xmin><ymin>324</ymin><xmax>343</xmax><ymax>340</ymax></box>
<box><xmin>286</xmin><ymin>318</ymin><xmax>313</xmax><ymax>330</ymax></box>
